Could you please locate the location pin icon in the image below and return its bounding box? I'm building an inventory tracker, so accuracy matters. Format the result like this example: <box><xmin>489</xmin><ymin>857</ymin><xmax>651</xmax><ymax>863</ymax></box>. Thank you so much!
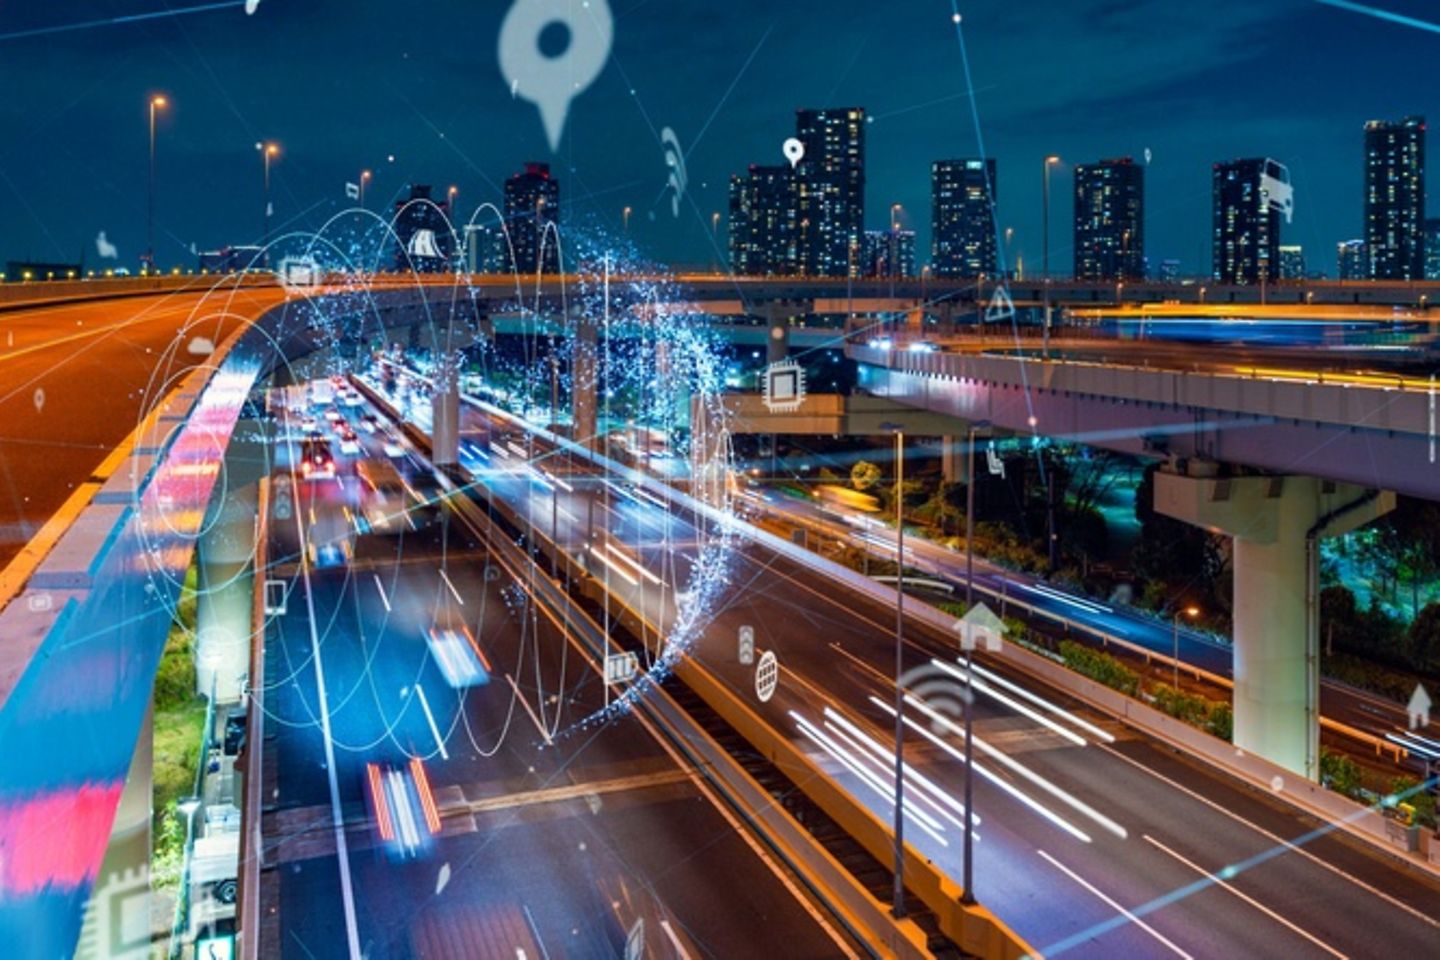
<box><xmin>499</xmin><ymin>0</ymin><xmax>614</xmax><ymax>152</ymax></box>
<box><xmin>33</xmin><ymin>388</ymin><xmax>44</xmax><ymax>414</ymax></box>
<box><xmin>783</xmin><ymin>137</ymin><xmax>805</xmax><ymax>169</ymax></box>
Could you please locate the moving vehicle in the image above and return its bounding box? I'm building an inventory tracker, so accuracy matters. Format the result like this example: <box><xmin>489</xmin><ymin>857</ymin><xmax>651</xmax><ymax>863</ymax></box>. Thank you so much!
<box><xmin>364</xmin><ymin>757</ymin><xmax>441</xmax><ymax>859</ymax></box>
<box><xmin>299</xmin><ymin>438</ymin><xmax>335</xmax><ymax>480</ymax></box>
<box><xmin>426</xmin><ymin>609</ymin><xmax>491</xmax><ymax>688</ymax></box>
<box><xmin>357</xmin><ymin>458</ymin><xmax>413</xmax><ymax>533</ymax></box>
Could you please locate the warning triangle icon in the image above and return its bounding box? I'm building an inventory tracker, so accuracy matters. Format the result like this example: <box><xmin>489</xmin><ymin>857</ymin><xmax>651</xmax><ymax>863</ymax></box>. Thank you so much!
<box><xmin>985</xmin><ymin>284</ymin><xmax>1015</xmax><ymax>323</ymax></box>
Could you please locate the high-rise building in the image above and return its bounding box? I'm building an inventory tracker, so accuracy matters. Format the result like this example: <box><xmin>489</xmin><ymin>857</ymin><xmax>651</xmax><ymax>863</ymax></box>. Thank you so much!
<box><xmin>931</xmin><ymin>158</ymin><xmax>997</xmax><ymax>278</ymax></box>
<box><xmin>1157</xmin><ymin>259</ymin><xmax>1181</xmax><ymax>283</ymax></box>
<box><xmin>861</xmin><ymin>229</ymin><xmax>916</xmax><ymax>278</ymax></box>
<box><xmin>1212</xmin><ymin>158</ymin><xmax>1282</xmax><ymax>285</ymax></box>
<box><xmin>1278</xmin><ymin>245</ymin><xmax>1306</xmax><ymax>280</ymax></box>
<box><xmin>1337</xmin><ymin>239</ymin><xmax>1368</xmax><ymax>280</ymax></box>
<box><xmin>794</xmin><ymin>108</ymin><xmax>866</xmax><ymax>277</ymax></box>
<box><xmin>728</xmin><ymin>165</ymin><xmax>798</xmax><ymax>276</ymax></box>
<box><xmin>1363</xmin><ymin>116</ymin><xmax>1426</xmax><ymax>280</ymax></box>
<box><xmin>464</xmin><ymin>223</ymin><xmax>502</xmax><ymax>274</ymax></box>
<box><xmin>1073</xmin><ymin>157</ymin><xmax>1144</xmax><ymax>280</ymax></box>
<box><xmin>393</xmin><ymin>185</ymin><xmax>456</xmax><ymax>273</ymax></box>
<box><xmin>1425</xmin><ymin>218</ymin><xmax>1440</xmax><ymax>280</ymax></box>
<box><xmin>502</xmin><ymin>162</ymin><xmax>560</xmax><ymax>275</ymax></box>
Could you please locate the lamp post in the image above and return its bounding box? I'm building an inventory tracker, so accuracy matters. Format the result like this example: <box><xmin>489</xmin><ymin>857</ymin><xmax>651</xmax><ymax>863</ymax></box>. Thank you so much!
<box><xmin>258</xmin><ymin>141</ymin><xmax>279</xmax><ymax>256</ymax></box>
<box><xmin>170</xmin><ymin>795</ymin><xmax>202</xmax><ymax>956</ymax></box>
<box><xmin>623</xmin><ymin>205</ymin><xmax>632</xmax><ymax>233</ymax></box>
<box><xmin>963</xmin><ymin>419</ymin><xmax>991</xmax><ymax>905</ymax></box>
<box><xmin>890</xmin><ymin>202</ymin><xmax>902</xmax><ymax>233</ymax></box>
<box><xmin>1042</xmin><ymin>156</ymin><xmax>1060</xmax><ymax>356</ymax></box>
<box><xmin>879</xmin><ymin>421</ymin><xmax>906</xmax><ymax>918</ymax></box>
<box><xmin>1173</xmin><ymin>605</ymin><xmax>1200</xmax><ymax>689</ymax></box>
<box><xmin>447</xmin><ymin>184</ymin><xmax>458</xmax><ymax>211</ymax></box>
<box><xmin>147</xmin><ymin>95</ymin><xmax>167</xmax><ymax>274</ymax></box>
<box><xmin>359</xmin><ymin>169</ymin><xmax>372</xmax><ymax>209</ymax></box>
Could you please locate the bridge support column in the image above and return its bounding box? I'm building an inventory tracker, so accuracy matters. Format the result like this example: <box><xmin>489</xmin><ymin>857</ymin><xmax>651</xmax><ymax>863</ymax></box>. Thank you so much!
<box><xmin>1154</xmin><ymin>472</ymin><xmax>1394</xmax><ymax>778</ymax></box>
<box><xmin>430</xmin><ymin>354</ymin><xmax>461</xmax><ymax>466</ymax></box>
<box><xmin>942</xmin><ymin>435</ymin><xmax>964</xmax><ymax>485</ymax></box>
<box><xmin>195</xmin><ymin>480</ymin><xmax>258</xmax><ymax>704</ymax></box>
<box><xmin>573</xmin><ymin>316</ymin><xmax>599</xmax><ymax>451</ymax></box>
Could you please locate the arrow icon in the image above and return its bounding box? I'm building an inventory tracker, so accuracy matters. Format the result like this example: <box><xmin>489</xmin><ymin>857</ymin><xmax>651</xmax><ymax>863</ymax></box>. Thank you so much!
<box><xmin>1408</xmin><ymin>683</ymin><xmax>1431</xmax><ymax>730</ymax></box>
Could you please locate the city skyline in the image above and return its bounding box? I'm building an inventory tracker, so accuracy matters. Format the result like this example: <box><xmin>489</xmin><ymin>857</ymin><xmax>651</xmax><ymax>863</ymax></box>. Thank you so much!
<box><xmin>0</xmin><ymin>2</ymin><xmax>1436</xmax><ymax>279</ymax></box>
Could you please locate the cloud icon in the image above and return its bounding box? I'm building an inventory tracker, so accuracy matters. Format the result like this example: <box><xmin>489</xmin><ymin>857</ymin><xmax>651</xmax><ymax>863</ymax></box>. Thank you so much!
<box><xmin>186</xmin><ymin>336</ymin><xmax>216</xmax><ymax>356</ymax></box>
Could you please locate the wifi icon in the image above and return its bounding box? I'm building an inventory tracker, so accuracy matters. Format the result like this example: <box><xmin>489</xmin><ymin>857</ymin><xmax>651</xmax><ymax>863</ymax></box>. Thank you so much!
<box><xmin>661</xmin><ymin>126</ymin><xmax>688</xmax><ymax>218</ymax></box>
<box><xmin>899</xmin><ymin>662</ymin><xmax>974</xmax><ymax>733</ymax></box>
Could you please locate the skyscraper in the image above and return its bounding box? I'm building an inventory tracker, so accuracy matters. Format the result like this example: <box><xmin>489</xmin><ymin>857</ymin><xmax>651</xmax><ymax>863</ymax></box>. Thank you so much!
<box><xmin>861</xmin><ymin>229</ymin><xmax>916</xmax><ymax>278</ymax></box>
<box><xmin>1363</xmin><ymin>116</ymin><xmax>1426</xmax><ymax>280</ymax></box>
<box><xmin>794</xmin><ymin>108</ymin><xmax>865</xmax><ymax>277</ymax></box>
<box><xmin>1337</xmin><ymin>239</ymin><xmax>1368</xmax><ymax>280</ymax></box>
<box><xmin>1212</xmin><ymin>158</ymin><xmax>1282</xmax><ymax>285</ymax></box>
<box><xmin>931</xmin><ymin>158</ymin><xmax>997</xmax><ymax>278</ymax></box>
<box><xmin>392</xmin><ymin>184</ymin><xmax>455</xmax><ymax>273</ymax></box>
<box><xmin>728</xmin><ymin>165</ymin><xmax>798</xmax><ymax>276</ymax></box>
<box><xmin>1425</xmin><ymin>218</ymin><xmax>1440</xmax><ymax>280</ymax></box>
<box><xmin>1279</xmin><ymin>245</ymin><xmax>1306</xmax><ymax>280</ymax></box>
<box><xmin>502</xmin><ymin>162</ymin><xmax>560</xmax><ymax>275</ymax></box>
<box><xmin>1073</xmin><ymin>157</ymin><xmax>1144</xmax><ymax>280</ymax></box>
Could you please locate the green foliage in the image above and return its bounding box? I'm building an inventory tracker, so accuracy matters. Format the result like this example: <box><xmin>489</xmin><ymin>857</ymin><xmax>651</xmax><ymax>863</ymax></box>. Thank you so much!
<box><xmin>1321</xmin><ymin>651</ymin><xmax>1420</xmax><ymax>703</ymax></box>
<box><xmin>1206</xmin><ymin>703</ymin><xmax>1233</xmax><ymax>741</ymax></box>
<box><xmin>1388</xmin><ymin>776</ymin><xmax>1438</xmax><ymax>829</ymax></box>
<box><xmin>1320</xmin><ymin>749</ymin><xmax>1364</xmax><ymax>799</ymax></box>
<box><xmin>1059</xmin><ymin>640</ymin><xmax>1140</xmax><ymax>696</ymax></box>
<box><xmin>1152</xmin><ymin>686</ymin><xmax>1211</xmax><ymax>725</ymax></box>
<box><xmin>850</xmin><ymin>460</ymin><xmax>882</xmax><ymax>492</ymax></box>
<box><xmin>1407</xmin><ymin>602</ymin><xmax>1440</xmax><ymax>673</ymax></box>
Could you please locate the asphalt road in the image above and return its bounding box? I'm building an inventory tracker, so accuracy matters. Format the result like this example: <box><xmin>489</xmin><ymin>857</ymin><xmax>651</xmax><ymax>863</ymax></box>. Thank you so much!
<box><xmin>257</xmin><ymin>396</ymin><xmax>858</xmax><ymax>959</ymax></box>
<box><xmin>411</xmin><ymin>371</ymin><xmax>1440</xmax><ymax>959</ymax></box>
<box><xmin>0</xmin><ymin>288</ymin><xmax>286</xmax><ymax>568</ymax></box>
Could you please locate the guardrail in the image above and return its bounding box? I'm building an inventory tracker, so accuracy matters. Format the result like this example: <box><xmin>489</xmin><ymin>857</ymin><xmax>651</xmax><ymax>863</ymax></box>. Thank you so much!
<box><xmin>0</xmin><ymin>273</ymin><xmax>279</xmax><ymax>313</ymax></box>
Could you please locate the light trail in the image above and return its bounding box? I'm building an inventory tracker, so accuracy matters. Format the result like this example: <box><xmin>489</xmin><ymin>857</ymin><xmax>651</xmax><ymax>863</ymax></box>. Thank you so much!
<box><xmin>930</xmin><ymin>659</ymin><xmax>1087</xmax><ymax>747</ymax></box>
<box><xmin>0</xmin><ymin>2</ymin><xmax>245</xmax><ymax>43</ymax></box>
<box><xmin>1313</xmin><ymin>0</ymin><xmax>1440</xmax><ymax>35</ymax></box>
<box><xmin>966</xmin><ymin>661</ymin><xmax>1116</xmax><ymax>743</ymax></box>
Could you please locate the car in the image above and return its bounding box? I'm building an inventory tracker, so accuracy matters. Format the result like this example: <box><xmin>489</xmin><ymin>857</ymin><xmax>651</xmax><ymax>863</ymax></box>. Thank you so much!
<box><xmin>343</xmin><ymin>389</ymin><xmax>363</xmax><ymax>407</ymax></box>
<box><xmin>426</xmin><ymin>616</ymin><xmax>492</xmax><ymax>689</ymax></box>
<box><xmin>359</xmin><ymin>411</ymin><xmax>379</xmax><ymax>434</ymax></box>
<box><xmin>364</xmin><ymin>758</ymin><xmax>440</xmax><ymax>859</ymax></box>
<box><xmin>338</xmin><ymin>429</ymin><xmax>360</xmax><ymax>455</ymax></box>
<box><xmin>299</xmin><ymin>415</ymin><xmax>317</xmax><ymax>433</ymax></box>
<box><xmin>323</xmin><ymin>408</ymin><xmax>343</xmax><ymax>423</ymax></box>
<box><xmin>382</xmin><ymin>433</ymin><xmax>406</xmax><ymax>458</ymax></box>
<box><xmin>299</xmin><ymin>438</ymin><xmax>335</xmax><ymax>480</ymax></box>
<box><xmin>222</xmin><ymin>710</ymin><xmax>247</xmax><ymax>756</ymax></box>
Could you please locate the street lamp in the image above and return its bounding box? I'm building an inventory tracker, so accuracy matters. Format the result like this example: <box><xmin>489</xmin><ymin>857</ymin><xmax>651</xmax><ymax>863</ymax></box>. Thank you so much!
<box><xmin>447</xmin><ymin>184</ymin><xmax>458</xmax><ymax>210</ymax></box>
<box><xmin>1042</xmin><ymin>156</ymin><xmax>1061</xmax><ymax>358</ymax></box>
<box><xmin>171</xmin><ymin>795</ymin><xmax>202</xmax><ymax>955</ymax></box>
<box><xmin>359</xmin><ymin>169</ymin><xmax>372</xmax><ymax>209</ymax></box>
<box><xmin>877</xmin><ymin>421</ymin><xmax>907</xmax><ymax>918</ymax></box>
<box><xmin>258</xmin><ymin>141</ymin><xmax>279</xmax><ymax>255</ymax></box>
<box><xmin>1173</xmin><ymin>605</ymin><xmax>1200</xmax><ymax>689</ymax></box>
<box><xmin>962</xmin><ymin>419</ymin><xmax>992</xmax><ymax>905</ymax></box>
<box><xmin>623</xmin><ymin>205</ymin><xmax>633</xmax><ymax>232</ymax></box>
<box><xmin>890</xmin><ymin>202</ymin><xmax>903</xmax><ymax>233</ymax></box>
<box><xmin>147</xmin><ymin>95</ymin><xmax>168</xmax><ymax>274</ymax></box>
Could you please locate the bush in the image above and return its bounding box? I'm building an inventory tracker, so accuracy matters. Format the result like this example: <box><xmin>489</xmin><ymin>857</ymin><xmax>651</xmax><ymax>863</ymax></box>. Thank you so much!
<box><xmin>1206</xmin><ymin>703</ymin><xmax>1233</xmax><ymax>741</ymax></box>
<box><xmin>1059</xmin><ymin>640</ymin><xmax>1140</xmax><ymax>696</ymax></box>
<box><xmin>1153</xmin><ymin>686</ymin><xmax>1211</xmax><ymax>725</ymax></box>
<box><xmin>1320</xmin><ymin>749</ymin><xmax>1364</xmax><ymax>800</ymax></box>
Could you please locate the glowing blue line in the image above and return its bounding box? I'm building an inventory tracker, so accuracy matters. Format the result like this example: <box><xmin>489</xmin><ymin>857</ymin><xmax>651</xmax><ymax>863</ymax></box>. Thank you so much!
<box><xmin>1313</xmin><ymin>0</ymin><xmax>1440</xmax><ymax>34</ymax></box>
<box><xmin>0</xmin><ymin>2</ymin><xmax>244</xmax><ymax>42</ymax></box>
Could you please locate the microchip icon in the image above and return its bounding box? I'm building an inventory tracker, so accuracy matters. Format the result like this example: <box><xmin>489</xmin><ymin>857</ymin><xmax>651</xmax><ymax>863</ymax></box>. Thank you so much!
<box><xmin>763</xmin><ymin>360</ymin><xmax>806</xmax><ymax>413</ymax></box>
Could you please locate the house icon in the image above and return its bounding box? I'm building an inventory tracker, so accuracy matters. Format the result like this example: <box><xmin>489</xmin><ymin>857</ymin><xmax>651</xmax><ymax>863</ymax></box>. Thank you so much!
<box><xmin>955</xmin><ymin>601</ymin><xmax>1007</xmax><ymax>653</ymax></box>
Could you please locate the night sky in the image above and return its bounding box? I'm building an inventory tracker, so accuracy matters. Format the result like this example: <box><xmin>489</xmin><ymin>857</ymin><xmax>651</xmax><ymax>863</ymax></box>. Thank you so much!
<box><xmin>0</xmin><ymin>0</ymin><xmax>1435</xmax><ymax>276</ymax></box>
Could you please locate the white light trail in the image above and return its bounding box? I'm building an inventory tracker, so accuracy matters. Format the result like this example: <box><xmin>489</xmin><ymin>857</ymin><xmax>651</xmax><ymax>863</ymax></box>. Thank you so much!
<box><xmin>930</xmin><ymin>659</ymin><xmax>1086</xmax><ymax>747</ymax></box>
<box><xmin>967</xmin><ymin>661</ymin><xmax>1115</xmax><ymax>743</ymax></box>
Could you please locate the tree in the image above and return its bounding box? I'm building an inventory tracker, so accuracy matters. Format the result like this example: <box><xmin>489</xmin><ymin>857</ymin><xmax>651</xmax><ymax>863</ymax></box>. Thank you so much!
<box><xmin>1407</xmin><ymin>602</ymin><xmax>1440</xmax><ymax>674</ymax></box>
<box><xmin>1132</xmin><ymin>463</ymin><xmax>1225</xmax><ymax>611</ymax></box>
<box><xmin>850</xmin><ymin>460</ymin><xmax>882</xmax><ymax>492</ymax></box>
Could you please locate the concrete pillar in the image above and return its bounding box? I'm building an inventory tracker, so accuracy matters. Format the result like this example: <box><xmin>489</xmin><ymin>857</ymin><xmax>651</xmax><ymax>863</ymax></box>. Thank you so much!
<box><xmin>942</xmin><ymin>435</ymin><xmax>964</xmax><ymax>485</ymax></box>
<box><xmin>431</xmin><ymin>353</ymin><xmax>460</xmax><ymax>466</ymax></box>
<box><xmin>765</xmin><ymin>303</ymin><xmax>789</xmax><ymax>365</ymax></box>
<box><xmin>1155</xmin><ymin>472</ymin><xmax>1394</xmax><ymax>778</ymax></box>
<box><xmin>195</xmin><ymin>481</ymin><xmax>258</xmax><ymax>704</ymax></box>
<box><xmin>573</xmin><ymin>316</ymin><xmax>599</xmax><ymax>451</ymax></box>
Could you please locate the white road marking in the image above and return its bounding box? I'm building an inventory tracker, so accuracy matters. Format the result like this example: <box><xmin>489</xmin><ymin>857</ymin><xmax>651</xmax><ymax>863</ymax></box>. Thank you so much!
<box><xmin>373</xmin><ymin>573</ymin><xmax>391</xmax><ymax>611</ymax></box>
<box><xmin>439</xmin><ymin>567</ymin><xmax>464</xmax><ymax>605</ymax></box>
<box><xmin>1142</xmin><ymin>834</ymin><xmax>1348</xmax><ymax>959</ymax></box>
<box><xmin>1037</xmin><ymin>849</ymin><xmax>1193</xmax><ymax>959</ymax></box>
<box><xmin>413</xmin><ymin>683</ymin><xmax>448</xmax><ymax>760</ymax></box>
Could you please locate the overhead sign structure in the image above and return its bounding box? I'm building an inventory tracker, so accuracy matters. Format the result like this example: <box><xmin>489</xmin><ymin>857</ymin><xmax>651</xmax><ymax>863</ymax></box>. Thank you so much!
<box><xmin>954</xmin><ymin>601</ymin><xmax>1006</xmax><ymax>653</ymax></box>
<box><xmin>762</xmin><ymin>359</ymin><xmax>806</xmax><ymax>413</ymax></box>
<box><xmin>604</xmin><ymin>651</ymin><xmax>639</xmax><ymax>685</ymax></box>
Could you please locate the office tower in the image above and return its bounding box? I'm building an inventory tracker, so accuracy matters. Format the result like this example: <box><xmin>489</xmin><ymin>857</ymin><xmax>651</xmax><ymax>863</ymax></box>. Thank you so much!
<box><xmin>1363</xmin><ymin>116</ymin><xmax>1426</xmax><ymax>280</ymax></box>
<box><xmin>1337</xmin><ymin>239</ymin><xmax>1368</xmax><ymax>279</ymax></box>
<box><xmin>1212</xmin><ymin>158</ymin><xmax>1282</xmax><ymax>284</ymax></box>
<box><xmin>794</xmin><ymin>108</ymin><xmax>866</xmax><ymax>277</ymax></box>
<box><xmin>1279</xmin><ymin>245</ymin><xmax>1306</xmax><ymax>280</ymax></box>
<box><xmin>931</xmin><ymin>158</ymin><xmax>997</xmax><ymax>278</ymax></box>
<box><xmin>392</xmin><ymin>184</ymin><xmax>455</xmax><ymax>273</ymax></box>
<box><xmin>1073</xmin><ymin>157</ymin><xmax>1144</xmax><ymax>280</ymax></box>
<box><xmin>502</xmin><ymin>162</ymin><xmax>560</xmax><ymax>275</ymax></box>
<box><xmin>728</xmin><ymin>165</ymin><xmax>798</xmax><ymax>276</ymax></box>
<box><xmin>1426</xmin><ymin>218</ymin><xmax>1440</xmax><ymax>280</ymax></box>
<box><xmin>861</xmin><ymin>229</ymin><xmax>916</xmax><ymax>278</ymax></box>
<box><xmin>464</xmin><ymin>223</ymin><xmax>502</xmax><ymax>274</ymax></box>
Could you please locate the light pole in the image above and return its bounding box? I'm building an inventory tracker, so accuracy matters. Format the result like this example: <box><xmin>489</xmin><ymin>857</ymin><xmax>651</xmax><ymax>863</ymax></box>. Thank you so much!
<box><xmin>963</xmin><ymin>419</ymin><xmax>991</xmax><ymax>905</ymax></box>
<box><xmin>1173</xmin><ymin>605</ymin><xmax>1200</xmax><ymax>689</ymax></box>
<box><xmin>258</xmin><ymin>141</ymin><xmax>279</xmax><ymax>256</ymax></box>
<box><xmin>1042</xmin><ymin>156</ymin><xmax>1060</xmax><ymax>357</ymax></box>
<box><xmin>359</xmin><ymin>169</ymin><xmax>372</xmax><ymax>209</ymax></box>
<box><xmin>447</xmin><ymin>184</ymin><xmax>458</xmax><ymax>211</ymax></box>
<box><xmin>878</xmin><ymin>421</ymin><xmax>906</xmax><ymax>918</ymax></box>
<box><xmin>147</xmin><ymin>95</ymin><xmax>167</xmax><ymax>274</ymax></box>
<box><xmin>890</xmin><ymin>202</ymin><xmax>902</xmax><ymax>233</ymax></box>
<box><xmin>623</xmin><ymin>205</ymin><xmax>632</xmax><ymax>233</ymax></box>
<box><xmin>170</xmin><ymin>795</ymin><xmax>202</xmax><ymax>956</ymax></box>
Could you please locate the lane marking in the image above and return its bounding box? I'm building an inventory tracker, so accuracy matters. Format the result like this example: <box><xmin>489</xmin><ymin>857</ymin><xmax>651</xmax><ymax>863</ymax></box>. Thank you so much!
<box><xmin>413</xmin><ymin>683</ymin><xmax>449</xmax><ymax>760</ymax></box>
<box><xmin>1142</xmin><ymin>834</ymin><xmax>1348</xmax><ymax>959</ymax></box>
<box><xmin>1036</xmin><ymin>848</ymin><xmax>1193</xmax><ymax>959</ymax></box>
<box><xmin>1097</xmin><ymin>741</ymin><xmax>1440</xmax><ymax>930</ymax></box>
<box><xmin>373</xmin><ymin>573</ymin><xmax>392</xmax><ymax>612</ymax></box>
<box><xmin>439</xmin><ymin>566</ymin><xmax>464</xmax><ymax>605</ymax></box>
